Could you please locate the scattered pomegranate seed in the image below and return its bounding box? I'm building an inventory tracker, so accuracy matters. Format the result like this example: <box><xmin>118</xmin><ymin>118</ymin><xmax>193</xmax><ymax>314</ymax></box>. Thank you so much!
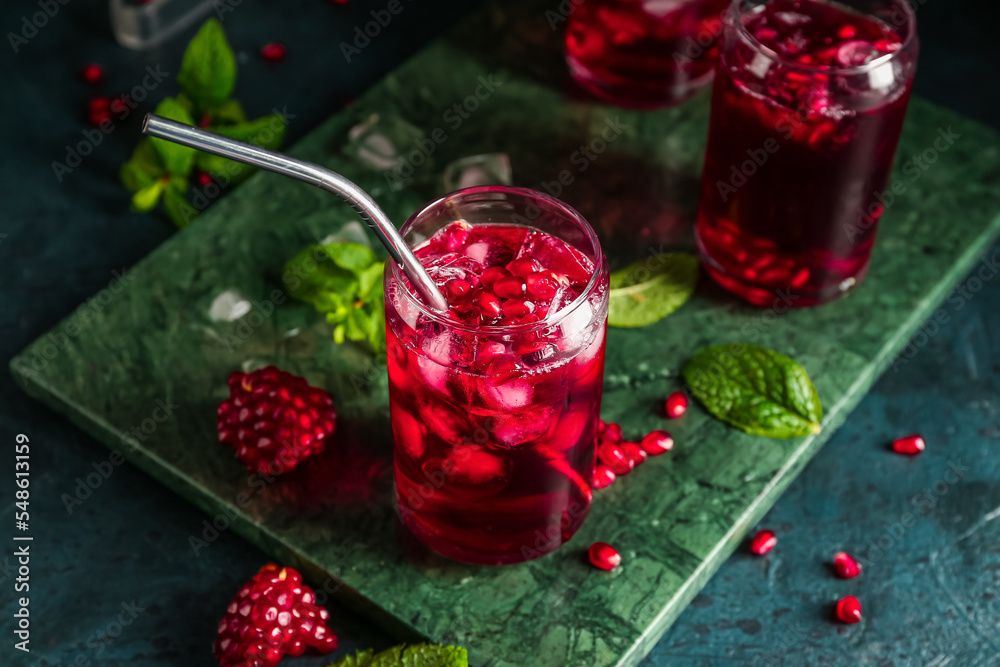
<box><xmin>602</xmin><ymin>422</ymin><xmax>623</xmax><ymax>444</ymax></box>
<box><xmin>639</xmin><ymin>430</ymin><xmax>673</xmax><ymax>456</ymax></box>
<box><xmin>588</xmin><ymin>542</ymin><xmax>621</xmax><ymax>570</ymax></box>
<box><xmin>196</xmin><ymin>171</ymin><xmax>214</xmax><ymax>187</ymax></box>
<box><xmin>749</xmin><ymin>529</ymin><xmax>777</xmax><ymax>555</ymax></box>
<box><xmin>598</xmin><ymin>441</ymin><xmax>628</xmax><ymax>469</ymax></box>
<box><xmin>833</xmin><ymin>552</ymin><xmax>862</xmax><ymax>579</ymax></box>
<box><xmin>199</xmin><ymin>114</ymin><xmax>213</xmax><ymax>128</ymax></box>
<box><xmin>260</xmin><ymin>42</ymin><xmax>287</xmax><ymax>63</ymax></box>
<box><xmin>493</xmin><ymin>275</ymin><xmax>526</xmax><ymax>299</ymax></box>
<box><xmin>665</xmin><ymin>391</ymin><xmax>688</xmax><ymax>419</ymax></box>
<box><xmin>444</xmin><ymin>279</ymin><xmax>472</xmax><ymax>302</ymax></box>
<box><xmin>834</xmin><ymin>595</ymin><xmax>862</xmax><ymax>624</ymax></box>
<box><xmin>891</xmin><ymin>434</ymin><xmax>925</xmax><ymax>456</ymax></box>
<box><xmin>480</xmin><ymin>266</ymin><xmax>510</xmax><ymax>289</ymax></box>
<box><xmin>593</xmin><ymin>465</ymin><xmax>616</xmax><ymax>489</ymax></box>
<box><xmin>506</xmin><ymin>258</ymin><xmax>540</xmax><ymax>277</ymax></box>
<box><xmin>88</xmin><ymin>97</ymin><xmax>110</xmax><ymax>113</ymax></box>
<box><xmin>81</xmin><ymin>63</ymin><xmax>103</xmax><ymax>84</ymax></box>
<box><xmin>621</xmin><ymin>441</ymin><xmax>647</xmax><ymax>466</ymax></box>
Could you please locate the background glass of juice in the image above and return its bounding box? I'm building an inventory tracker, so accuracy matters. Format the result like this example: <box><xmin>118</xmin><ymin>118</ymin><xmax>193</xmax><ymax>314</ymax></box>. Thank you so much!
<box><xmin>384</xmin><ymin>187</ymin><xmax>610</xmax><ymax>565</ymax></box>
<box><xmin>565</xmin><ymin>0</ymin><xmax>731</xmax><ymax>108</ymax></box>
<box><xmin>696</xmin><ymin>0</ymin><xmax>919</xmax><ymax>306</ymax></box>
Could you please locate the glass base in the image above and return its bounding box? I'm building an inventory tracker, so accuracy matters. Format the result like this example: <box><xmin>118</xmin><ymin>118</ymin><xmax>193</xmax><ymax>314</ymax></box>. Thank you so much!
<box><xmin>697</xmin><ymin>231</ymin><xmax>869</xmax><ymax>308</ymax></box>
<box><xmin>566</xmin><ymin>54</ymin><xmax>715</xmax><ymax>110</ymax></box>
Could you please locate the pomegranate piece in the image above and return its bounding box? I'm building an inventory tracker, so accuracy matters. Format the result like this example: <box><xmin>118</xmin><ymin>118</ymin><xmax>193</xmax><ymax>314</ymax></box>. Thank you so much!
<box><xmin>749</xmin><ymin>529</ymin><xmax>776</xmax><ymax>555</ymax></box>
<box><xmin>639</xmin><ymin>430</ymin><xmax>673</xmax><ymax>456</ymax></box>
<box><xmin>217</xmin><ymin>366</ymin><xmax>337</xmax><ymax>475</ymax></box>
<box><xmin>593</xmin><ymin>464</ymin><xmax>616</xmax><ymax>489</ymax></box>
<box><xmin>444</xmin><ymin>278</ymin><xmax>472</xmax><ymax>302</ymax></box>
<box><xmin>891</xmin><ymin>434</ymin><xmax>925</xmax><ymax>456</ymax></box>
<box><xmin>476</xmin><ymin>291</ymin><xmax>502</xmax><ymax>319</ymax></box>
<box><xmin>665</xmin><ymin>391</ymin><xmax>688</xmax><ymax>418</ymax></box>
<box><xmin>493</xmin><ymin>275</ymin><xmax>526</xmax><ymax>299</ymax></box>
<box><xmin>833</xmin><ymin>551</ymin><xmax>862</xmax><ymax>579</ymax></box>
<box><xmin>621</xmin><ymin>441</ymin><xmax>647</xmax><ymax>466</ymax></box>
<box><xmin>260</xmin><ymin>42</ymin><xmax>287</xmax><ymax>62</ymax></box>
<box><xmin>213</xmin><ymin>564</ymin><xmax>338</xmax><ymax>667</ymax></box>
<box><xmin>81</xmin><ymin>63</ymin><xmax>103</xmax><ymax>84</ymax></box>
<box><xmin>601</xmin><ymin>422</ymin><xmax>623</xmax><ymax>444</ymax></box>
<box><xmin>588</xmin><ymin>542</ymin><xmax>622</xmax><ymax>570</ymax></box>
<box><xmin>506</xmin><ymin>258</ymin><xmax>540</xmax><ymax>277</ymax></box>
<box><xmin>597</xmin><ymin>441</ymin><xmax>628</xmax><ymax>469</ymax></box>
<box><xmin>834</xmin><ymin>595</ymin><xmax>862</xmax><ymax>624</ymax></box>
<box><xmin>480</xmin><ymin>265</ymin><xmax>510</xmax><ymax>289</ymax></box>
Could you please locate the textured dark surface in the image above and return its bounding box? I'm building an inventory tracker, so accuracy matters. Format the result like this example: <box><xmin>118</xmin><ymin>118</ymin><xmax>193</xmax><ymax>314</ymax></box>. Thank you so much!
<box><xmin>1</xmin><ymin>2</ymin><xmax>999</xmax><ymax>667</ymax></box>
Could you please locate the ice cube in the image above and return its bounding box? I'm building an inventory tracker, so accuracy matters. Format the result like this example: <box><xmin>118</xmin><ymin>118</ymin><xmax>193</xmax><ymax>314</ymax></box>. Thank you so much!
<box><xmin>516</xmin><ymin>230</ymin><xmax>593</xmax><ymax>285</ymax></box>
<box><xmin>640</xmin><ymin>0</ymin><xmax>686</xmax><ymax>19</ymax></box>
<box><xmin>442</xmin><ymin>153</ymin><xmax>512</xmax><ymax>192</ymax></box>
<box><xmin>209</xmin><ymin>290</ymin><xmax>251</xmax><ymax>322</ymax></box>
<box><xmin>489</xmin><ymin>406</ymin><xmax>558</xmax><ymax>449</ymax></box>
<box><xmin>482</xmin><ymin>379</ymin><xmax>534</xmax><ymax>411</ymax></box>
<box><xmin>422</xmin><ymin>253</ymin><xmax>484</xmax><ymax>286</ymax></box>
<box><xmin>774</xmin><ymin>11</ymin><xmax>811</xmax><ymax>25</ymax></box>
<box><xmin>417</xmin><ymin>396</ymin><xmax>472</xmax><ymax>445</ymax></box>
<box><xmin>343</xmin><ymin>113</ymin><xmax>425</xmax><ymax>172</ymax></box>
<box><xmin>426</xmin><ymin>444</ymin><xmax>510</xmax><ymax>497</ymax></box>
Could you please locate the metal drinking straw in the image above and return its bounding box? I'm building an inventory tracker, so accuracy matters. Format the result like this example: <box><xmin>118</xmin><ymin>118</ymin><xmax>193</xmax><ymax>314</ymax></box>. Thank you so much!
<box><xmin>141</xmin><ymin>114</ymin><xmax>450</xmax><ymax>312</ymax></box>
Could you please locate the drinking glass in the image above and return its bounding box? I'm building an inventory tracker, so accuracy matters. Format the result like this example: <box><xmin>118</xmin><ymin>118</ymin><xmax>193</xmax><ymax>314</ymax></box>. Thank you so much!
<box><xmin>565</xmin><ymin>0</ymin><xmax>731</xmax><ymax>108</ymax></box>
<box><xmin>384</xmin><ymin>187</ymin><xmax>610</xmax><ymax>565</ymax></box>
<box><xmin>696</xmin><ymin>0</ymin><xmax>919</xmax><ymax>306</ymax></box>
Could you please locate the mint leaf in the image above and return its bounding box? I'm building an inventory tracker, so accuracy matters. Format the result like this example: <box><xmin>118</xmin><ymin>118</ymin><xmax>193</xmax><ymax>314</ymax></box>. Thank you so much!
<box><xmin>682</xmin><ymin>344</ymin><xmax>823</xmax><ymax>438</ymax></box>
<box><xmin>213</xmin><ymin>113</ymin><xmax>286</xmax><ymax>149</ymax></box>
<box><xmin>163</xmin><ymin>184</ymin><xmax>198</xmax><ymax>228</ymax></box>
<box><xmin>131</xmin><ymin>179</ymin><xmax>166</xmax><ymax>212</ymax></box>
<box><xmin>149</xmin><ymin>98</ymin><xmax>197</xmax><ymax>175</ymax></box>
<box><xmin>285</xmin><ymin>242</ymin><xmax>386</xmax><ymax>352</ymax></box>
<box><xmin>329</xmin><ymin>643</ymin><xmax>468</xmax><ymax>667</ymax></box>
<box><xmin>212</xmin><ymin>98</ymin><xmax>247</xmax><ymax>125</ymax></box>
<box><xmin>609</xmin><ymin>253</ymin><xmax>698</xmax><ymax>327</ymax></box>
<box><xmin>121</xmin><ymin>139</ymin><xmax>163</xmax><ymax>192</ymax></box>
<box><xmin>177</xmin><ymin>19</ymin><xmax>236</xmax><ymax>111</ymax></box>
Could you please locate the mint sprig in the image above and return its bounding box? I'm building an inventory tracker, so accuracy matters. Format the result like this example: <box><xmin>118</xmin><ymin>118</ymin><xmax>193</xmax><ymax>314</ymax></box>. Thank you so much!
<box><xmin>120</xmin><ymin>18</ymin><xmax>287</xmax><ymax>228</ymax></box>
<box><xmin>285</xmin><ymin>242</ymin><xmax>386</xmax><ymax>352</ymax></box>
<box><xmin>608</xmin><ymin>253</ymin><xmax>698</xmax><ymax>327</ymax></box>
<box><xmin>682</xmin><ymin>344</ymin><xmax>823</xmax><ymax>438</ymax></box>
<box><xmin>329</xmin><ymin>643</ymin><xmax>468</xmax><ymax>667</ymax></box>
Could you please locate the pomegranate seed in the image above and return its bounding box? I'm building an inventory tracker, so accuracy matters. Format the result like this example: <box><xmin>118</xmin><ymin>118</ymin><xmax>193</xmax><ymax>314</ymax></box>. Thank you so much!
<box><xmin>621</xmin><ymin>442</ymin><xmax>647</xmax><ymax>466</ymax></box>
<box><xmin>480</xmin><ymin>266</ymin><xmax>510</xmax><ymax>289</ymax></box>
<box><xmin>506</xmin><ymin>258</ymin><xmax>540</xmax><ymax>277</ymax></box>
<box><xmin>598</xmin><ymin>441</ymin><xmax>627</xmax><ymax>469</ymax></box>
<box><xmin>834</xmin><ymin>595</ymin><xmax>862</xmax><ymax>624</ymax></box>
<box><xmin>588</xmin><ymin>542</ymin><xmax>621</xmax><ymax>570</ymax></box>
<box><xmin>749</xmin><ymin>529</ymin><xmax>776</xmax><ymax>555</ymax></box>
<box><xmin>476</xmin><ymin>292</ymin><xmax>502</xmax><ymax>319</ymax></box>
<box><xmin>87</xmin><ymin>97</ymin><xmax>110</xmax><ymax>112</ymax></box>
<box><xmin>196</xmin><ymin>171</ymin><xmax>213</xmax><ymax>187</ymax></box>
<box><xmin>493</xmin><ymin>276</ymin><xmax>526</xmax><ymax>299</ymax></box>
<box><xmin>593</xmin><ymin>465</ymin><xmax>616</xmax><ymax>489</ymax></box>
<box><xmin>81</xmin><ymin>63</ymin><xmax>103</xmax><ymax>84</ymax></box>
<box><xmin>639</xmin><ymin>430</ymin><xmax>673</xmax><ymax>455</ymax></box>
<box><xmin>525</xmin><ymin>271</ymin><xmax>558</xmax><ymax>300</ymax></box>
<box><xmin>88</xmin><ymin>109</ymin><xmax>112</xmax><ymax>127</ymax></box>
<box><xmin>665</xmin><ymin>391</ymin><xmax>688</xmax><ymax>419</ymax></box>
<box><xmin>260</xmin><ymin>43</ymin><xmax>287</xmax><ymax>63</ymax></box>
<box><xmin>602</xmin><ymin>422</ymin><xmax>623</xmax><ymax>444</ymax></box>
<box><xmin>833</xmin><ymin>552</ymin><xmax>862</xmax><ymax>579</ymax></box>
<box><xmin>199</xmin><ymin>114</ymin><xmax>213</xmax><ymax>128</ymax></box>
<box><xmin>891</xmin><ymin>434</ymin><xmax>925</xmax><ymax>456</ymax></box>
<box><xmin>444</xmin><ymin>279</ymin><xmax>472</xmax><ymax>302</ymax></box>
<box><xmin>502</xmin><ymin>298</ymin><xmax>535</xmax><ymax>318</ymax></box>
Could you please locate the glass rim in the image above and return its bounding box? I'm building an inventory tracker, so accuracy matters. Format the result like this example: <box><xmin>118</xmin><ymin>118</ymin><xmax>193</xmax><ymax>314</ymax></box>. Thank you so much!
<box><xmin>388</xmin><ymin>185</ymin><xmax>606</xmax><ymax>336</ymax></box>
<box><xmin>729</xmin><ymin>0</ymin><xmax>918</xmax><ymax>76</ymax></box>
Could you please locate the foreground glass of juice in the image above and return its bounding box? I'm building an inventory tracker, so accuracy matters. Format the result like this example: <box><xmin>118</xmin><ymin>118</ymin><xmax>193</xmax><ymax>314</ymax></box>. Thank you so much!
<box><xmin>565</xmin><ymin>0</ymin><xmax>730</xmax><ymax>108</ymax></box>
<box><xmin>696</xmin><ymin>0</ymin><xmax>918</xmax><ymax>306</ymax></box>
<box><xmin>384</xmin><ymin>186</ymin><xmax>610</xmax><ymax>565</ymax></box>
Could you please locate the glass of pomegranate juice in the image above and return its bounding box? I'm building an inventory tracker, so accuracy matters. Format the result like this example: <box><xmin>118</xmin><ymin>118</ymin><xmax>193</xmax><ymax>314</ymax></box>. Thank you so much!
<box><xmin>384</xmin><ymin>186</ymin><xmax>610</xmax><ymax>565</ymax></box>
<box><xmin>696</xmin><ymin>0</ymin><xmax>919</xmax><ymax>306</ymax></box>
<box><xmin>565</xmin><ymin>0</ymin><xmax>730</xmax><ymax>108</ymax></box>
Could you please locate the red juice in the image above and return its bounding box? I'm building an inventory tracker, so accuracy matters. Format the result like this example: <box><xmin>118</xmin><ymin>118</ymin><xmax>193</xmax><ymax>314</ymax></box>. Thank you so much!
<box><xmin>696</xmin><ymin>0</ymin><xmax>919</xmax><ymax>306</ymax></box>
<box><xmin>385</xmin><ymin>188</ymin><xmax>609</xmax><ymax>565</ymax></box>
<box><xmin>565</xmin><ymin>0</ymin><xmax>730</xmax><ymax>108</ymax></box>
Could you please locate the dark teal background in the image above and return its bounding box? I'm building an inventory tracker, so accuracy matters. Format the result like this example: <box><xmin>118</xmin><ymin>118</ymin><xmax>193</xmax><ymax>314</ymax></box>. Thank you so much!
<box><xmin>1</xmin><ymin>0</ymin><xmax>998</xmax><ymax>665</ymax></box>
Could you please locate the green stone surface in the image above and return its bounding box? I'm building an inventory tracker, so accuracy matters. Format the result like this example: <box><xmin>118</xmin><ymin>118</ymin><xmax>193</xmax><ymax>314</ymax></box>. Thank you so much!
<box><xmin>11</xmin><ymin>3</ymin><xmax>1000</xmax><ymax>666</ymax></box>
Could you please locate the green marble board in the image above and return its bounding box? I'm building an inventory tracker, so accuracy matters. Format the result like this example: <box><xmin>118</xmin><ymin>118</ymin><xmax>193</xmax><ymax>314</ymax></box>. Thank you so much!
<box><xmin>12</xmin><ymin>2</ymin><xmax>1000</xmax><ymax>665</ymax></box>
